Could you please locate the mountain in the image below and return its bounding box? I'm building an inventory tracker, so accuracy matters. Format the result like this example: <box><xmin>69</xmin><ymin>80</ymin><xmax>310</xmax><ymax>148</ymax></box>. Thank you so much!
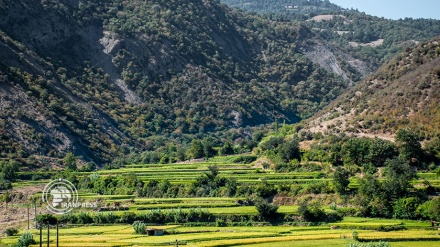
<box><xmin>221</xmin><ymin>0</ymin><xmax>440</xmax><ymax>81</ymax></box>
<box><xmin>221</xmin><ymin>0</ymin><xmax>343</xmax><ymax>17</ymax></box>
<box><xmin>303</xmin><ymin>38</ymin><xmax>440</xmax><ymax>139</ymax></box>
<box><xmin>0</xmin><ymin>0</ymin><xmax>350</xmax><ymax>164</ymax></box>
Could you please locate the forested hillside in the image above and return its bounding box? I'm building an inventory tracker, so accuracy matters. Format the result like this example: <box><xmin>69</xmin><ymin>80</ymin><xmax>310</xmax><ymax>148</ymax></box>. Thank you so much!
<box><xmin>221</xmin><ymin>0</ymin><xmax>440</xmax><ymax>76</ymax></box>
<box><xmin>0</xmin><ymin>0</ymin><xmax>348</xmax><ymax>165</ymax></box>
<box><xmin>221</xmin><ymin>0</ymin><xmax>342</xmax><ymax>17</ymax></box>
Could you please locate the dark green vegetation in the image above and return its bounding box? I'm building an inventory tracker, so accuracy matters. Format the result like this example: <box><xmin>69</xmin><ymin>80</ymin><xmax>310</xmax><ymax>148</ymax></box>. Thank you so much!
<box><xmin>221</xmin><ymin>0</ymin><xmax>440</xmax><ymax>77</ymax></box>
<box><xmin>0</xmin><ymin>0</ymin><xmax>350</xmax><ymax>165</ymax></box>
<box><xmin>221</xmin><ymin>0</ymin><xmax>344</xmax><ymax>18</ymax></box>
<box><xmin>1</xmin><ymin>0</ymin><xmax>439</xmax><ymax>167</ymax></box>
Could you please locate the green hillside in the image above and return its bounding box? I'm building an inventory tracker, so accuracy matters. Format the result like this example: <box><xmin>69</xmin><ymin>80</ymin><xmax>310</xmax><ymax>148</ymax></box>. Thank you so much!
<box><xmin>0</xmin><ymin>0</ymin><xmax>348</xmax><ymax>164</ymax></box>
<box><xmin>221</xmin><ymin>0</ymin><xmax>440</xmax><ymax>76</ymax></box>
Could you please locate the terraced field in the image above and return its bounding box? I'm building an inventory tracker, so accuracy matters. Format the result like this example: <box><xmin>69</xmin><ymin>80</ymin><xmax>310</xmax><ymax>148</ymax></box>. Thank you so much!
<box><xmin>1</xmin><ymin>218</ymin><xmax>439</xmax><ymax>247</ymax></box>
<box><xmin>3</xmin><ymin>156</ymin><xmax>440</xmax><ymax>247</ymax></box>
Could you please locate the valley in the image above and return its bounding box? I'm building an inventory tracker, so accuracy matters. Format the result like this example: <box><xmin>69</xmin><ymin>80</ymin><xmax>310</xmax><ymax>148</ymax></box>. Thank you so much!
<box><xmin>1</xmin><ymin>1</ymin><xmax>440</xmax><ymax>247</ymax></box>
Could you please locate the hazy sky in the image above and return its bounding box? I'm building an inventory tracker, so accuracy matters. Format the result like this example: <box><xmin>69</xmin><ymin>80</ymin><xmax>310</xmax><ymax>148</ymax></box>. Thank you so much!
<box><xmin>330</xmin><ymin>0</ymin><xmax>440</xmax><ymax>20</ymax></box>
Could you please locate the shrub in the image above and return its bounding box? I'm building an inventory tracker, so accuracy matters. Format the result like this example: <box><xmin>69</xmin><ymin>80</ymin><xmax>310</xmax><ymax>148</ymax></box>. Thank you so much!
<box><xmin>255</xmin><ymin>198</ymin><xmax>279</xmax><ymax>220</ymax></box>
<box><xmin>15</xmin><ymin>232</ymin><xmax>35</xmax><ymax>247</ymax></box>
<box><xmin>417</xmin><ymin>197</ymin><xmax>440</xmax><ymax>220</ymax></box>
<box><xmin>231</xmin><ymin>155</ymin><xmax>257</xmax><ymax>164</ymax></box>
<box><xmin>215</xmin><ymin>218</ymin><xmax>227</xmax><ymax>227</ymax></box>
<box><xmin>36</xmin><ymin>214</ymin><xmax>57</xmax><ymax>226</ymax></box>
<box><xmin>76</xmin><ymin>212</ymin><xmax>93</xmax><ymax>224</ymax></box>
<box><xmin>297</xmin><ymin>201</ymin><xmax>335</xmax><ymax>222</ymax></box>
<box><xmin>132</xmin><ymin>221</ymin><xmax>147</xmax><ymax>234</ymax></box>
<box><xmin>352</xmin><ymin>230</ymin><xmax>359</xmax><ymax>241</ymax></box>
<box><xmin>5</xmin><ymin>228</ymin><xmax>19</xmax><ymax>236</ymax></box>
<box><xmin>120</xmin><ymin>212</ymin><xmax>137</xmax><ymax>224</ymax></box>
<box><xmin>392</xmin><ymin>197</ymin><xmax>420</xmax><ymax>219</ymax></box>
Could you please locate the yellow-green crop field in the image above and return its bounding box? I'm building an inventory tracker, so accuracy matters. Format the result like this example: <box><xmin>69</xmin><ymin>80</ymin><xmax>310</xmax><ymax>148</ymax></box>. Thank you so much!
<box><xmin>2</xmin><ymin>217</ymin><xmax>440</xmax><ymax>247</ymax></box>
<box><xmin>5</xmin><ymin>156</ymin><xmax>440</xmax><ymax>247</ymax></box>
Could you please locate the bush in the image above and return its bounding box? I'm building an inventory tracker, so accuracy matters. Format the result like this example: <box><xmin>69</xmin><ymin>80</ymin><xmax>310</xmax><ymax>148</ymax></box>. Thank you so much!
<box><xmin>5</xmin><ymin>228</ymin><xmax>19</xmax><ymax>236</ymax></box>
<box><xmin>76</xmin><ymin>212</ymin><xmax>93</xmax><ymax>224</ymax></box>
<box><xmin>93</xmin><ymin>212</ymin><xmax>118</xmax><ymax>224</ymax></box>
<box><xmin>36</xmin><ymin>214</ymin><xmax>57</xmax><ymax>226</ymax></box>
<box><xmin>352</xmin><ymin>231</ymin><xmax>359</xmax><ymax>241</ymax></box>
<box><xmin>297</xmin><ymin>201</ymin><xmax>327</xmax><ymax>222</ymax></box>
<box><xmin>15</xmin><ymin>232</ymin><xmax>35</xmax><ymax>247</ymax></box>
<box><xmin>417</xmin><ymin>197</ymin><xmax>440</xmax><ymax>220</ymax></box>
<box><xmin>120</xmin><ymin>212</ymin><xmax>137</xmax><ymax>224</ymax></box>
<box><xmin>392</xmin><ymin>197</ymin><xmax>420</xmax><ymax>219</ymax></box>
<box><xmin>215</xmin><ymin>218</ymin><xmax>227</xmax><ymax>227</ymax></box>
<box><xmin>255</xmin><ymin>198</ymin><xmax>279</xmax><ymax>220</ymax></box>
<box><xmin>132</xmin><ymin>221</ymin><xmax>147</xmax><ymax>234</ymax></box>
<box><xmin>231</xmin><ymin>155</ymin><xmax>257</xmax><ymax>164</ymax></box>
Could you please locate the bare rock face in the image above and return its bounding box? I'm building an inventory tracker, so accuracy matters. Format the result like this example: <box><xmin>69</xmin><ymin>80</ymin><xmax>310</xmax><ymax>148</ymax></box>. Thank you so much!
<box><xmin>303</xmin><ymin>39</ymin><xmax>372</xmax><ymax>84</ymax></box>
<box><xmin>100</xmin><ymin>31</ymin><xmax>122</xmax><ymax>55</ymax></box>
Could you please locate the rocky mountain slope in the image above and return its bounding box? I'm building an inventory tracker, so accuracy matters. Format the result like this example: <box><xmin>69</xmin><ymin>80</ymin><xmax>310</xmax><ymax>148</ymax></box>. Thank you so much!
<box><xmin>304</xmin><ymin>38</ymin><xmax>440</xmax><ymax>139</ymax></box>
<box><xmin>0</xmin><ymin>0</ymin><xmax>352</xmax><ymax>164</ymax></box>
<box><xmin>221</xmin><ymin>0</ymin><xmax>440</xmax><ymax>81</ymax></box>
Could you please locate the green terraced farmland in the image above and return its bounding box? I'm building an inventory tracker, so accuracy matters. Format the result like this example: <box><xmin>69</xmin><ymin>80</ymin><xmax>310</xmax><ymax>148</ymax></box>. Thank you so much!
<box><xmin>2</xmin><ymin>220</ymin><xmax>439</xmax><ymax>247</ymax></box>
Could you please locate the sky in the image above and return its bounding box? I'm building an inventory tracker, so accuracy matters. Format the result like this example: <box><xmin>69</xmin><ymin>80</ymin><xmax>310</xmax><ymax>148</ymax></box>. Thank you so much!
<box><xmin>330</xmin><ymin>0</ymin><xmax>440</xmax><ymax>20</ymax></box>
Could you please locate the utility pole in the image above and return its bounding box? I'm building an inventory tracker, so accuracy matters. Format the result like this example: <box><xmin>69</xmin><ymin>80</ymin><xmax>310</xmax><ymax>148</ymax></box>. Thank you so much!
<box><xmin>34</xmin><ymin>199</ymin><xmax>37</xmax><ymax>228</ymax></box>
<box><xmin>27</xmin><ymin>203</ymin><xmax>30</xmax><ymax>230</ymax></box>
<box><xmin>39</xmin><ymin>225</ymin><xmax>42</xmax><ymax>247</ymax></box>
<box><xmin>56</xmin><ymin>223</ymin><xmax>59</xmax><ymax>247</ymax></box>
<box><xmin>47</xmin><ymin>223</ymin><xmax>50</xmax><ymax>247</ymax></box>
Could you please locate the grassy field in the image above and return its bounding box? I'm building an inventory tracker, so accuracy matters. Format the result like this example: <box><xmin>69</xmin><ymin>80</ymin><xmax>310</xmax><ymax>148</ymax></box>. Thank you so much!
<box><xmin>1</xmin><ymin>219</ymin><xmax>439</xmax><ymax>247</ymax></box>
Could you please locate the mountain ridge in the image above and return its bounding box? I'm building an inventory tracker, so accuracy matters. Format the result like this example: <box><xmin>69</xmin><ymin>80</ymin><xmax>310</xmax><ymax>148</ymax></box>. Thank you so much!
<box><xmin>0</xmin><ymin>0</ymin><xmax>349</xmax><ymax>164</ymax></box>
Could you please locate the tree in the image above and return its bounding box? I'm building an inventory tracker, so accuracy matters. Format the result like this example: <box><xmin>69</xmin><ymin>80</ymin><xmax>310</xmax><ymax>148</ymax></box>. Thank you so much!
<box><xmin>252</xmin><ymin>131</ymin><xmax>264</xmax><ymax>143</ymax></box>
<box><xmin>297</xmin><ymin>200</ymin><xmax>326</xmax><ymax>222</ymax></box>
<box><xmin>188</xmin><ymin>140</ymin><xmax>204</xmax><ymax>159</ymax></box>
<box><xmin>396</xmin><ymin>128</ymin><xmax>422</xmax><ymax>165</ymax></box>
<box><xmin>424</xmin><ymin>137</ymin><xmax>440</xmax><ymax>163</ymax></box>
<box><xmin>393</xmin><ymin>197</ymin><xmax>420</xmax><ymax>219</ymax></box>
<box><xmin>254</xmin><ymin>198</ymin><xmax>279</xmax><ymax>220</ymax></box>
<box><xmin>1</xmin><ymin>191</ymin><xmax>12</xmax><ymax>209</ymax></box>
<box><xmin>36</xmin><ymin>214</ymin><xmax>57</xmax><ymax>226</ymax></box>
<box><xmin>15</xmin><ymin>232</ymin><xmax>35</xmax><ymax>247</ymax></box>
<box><xmin>369</xmin><ymin>137</ymin><xmax>397</xmax><ymax>167</ymax></box>
<box><xmin>132</xmin><ymin>221</ymin><xmax>147</xmax><ymax>234</ymax></box>
<box><xmin>64</xmin><ymin>152</ymin><xmax>78</xmax><ymax>171</ymax></box>
<box><xmin>256</xmin><ymin>179</ymin><xmax>277</xmax><ymax>198</ymax></box>
<box><xmin>205</xmin><ymin>165</ymin><xmax>219</xmax><ymax>180</ymax></box>
<box><xmin>0</xmin><ymin>160</ymin><xmax>19</xmax><ymax>182</ymax></box>
<box><xmin>333</xmin><ymin>167</ymin><xmax>350</xmax><ymax>195</ymax></box>
<box><xmin>342</xmin><ymin>137</ymin><xmax>371</xmax><ymax>165</ymax></box>
<box><xmin>278</xmin><ymin>137</ymin><xmax>301</xmax><ymax>162</ymax></box>
<box><xmin>202</xmin><ymin>137</ymin><xmax>217</xmax><ymax>158</ymax></box>
<box><xmin>382</xmin><ymin>157</ymin><xmax>416</xmax><ymax>201</ymax></box>
<box><xmin>219</xmin><ymin>141</ymin><xmax>234</xmax><ymax>155</ymax></box>
<box><xmin>418</xmin><ymin>197</ymin><xmax>440</xmax><ymax>221</ymax></box>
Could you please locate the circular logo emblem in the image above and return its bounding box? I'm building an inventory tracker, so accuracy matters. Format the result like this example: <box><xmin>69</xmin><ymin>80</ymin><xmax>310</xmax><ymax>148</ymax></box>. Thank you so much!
<box><xmin>42</xmin><ymin>178</ymin><xmax>78</xmax><ymax>214</ymax></box>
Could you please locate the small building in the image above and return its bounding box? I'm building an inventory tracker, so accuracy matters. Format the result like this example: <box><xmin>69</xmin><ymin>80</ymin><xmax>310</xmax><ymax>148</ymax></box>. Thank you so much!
<box><xmin>147</xmin><ymin>228</ymin><xmax>164</xmax><ymax>236</ymax></box>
